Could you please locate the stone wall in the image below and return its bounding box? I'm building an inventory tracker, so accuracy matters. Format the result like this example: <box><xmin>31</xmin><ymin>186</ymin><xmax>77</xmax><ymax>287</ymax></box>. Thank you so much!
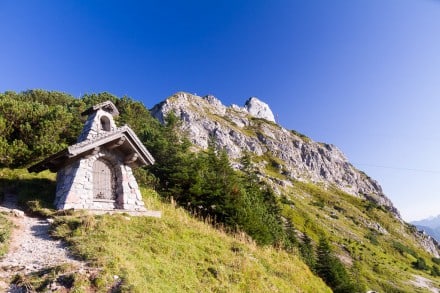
<box><xmin>55</xmin><ymin>149</ymin><xmax>146</xmax><ymax>211</ymax></box>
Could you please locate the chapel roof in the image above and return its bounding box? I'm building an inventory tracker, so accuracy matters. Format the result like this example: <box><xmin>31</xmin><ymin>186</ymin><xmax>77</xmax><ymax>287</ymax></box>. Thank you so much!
<box><xmin>28</xmin><ymin>125</ymin><xmax>154</xmax><ymax>173</ymax></box>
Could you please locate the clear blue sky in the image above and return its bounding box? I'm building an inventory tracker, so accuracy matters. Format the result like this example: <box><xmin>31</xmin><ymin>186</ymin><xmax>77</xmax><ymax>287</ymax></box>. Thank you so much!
<box><xmin>1</xmin><ymin>0</ymin><xmax>439</xmax><ymax>221</ymax></box>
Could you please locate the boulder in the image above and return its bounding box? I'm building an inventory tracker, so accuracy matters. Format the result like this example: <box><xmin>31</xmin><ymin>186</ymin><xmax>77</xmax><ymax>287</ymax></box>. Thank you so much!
<box><xmin>245</xmin><ymin>97</ymin><xmax>276</xmax><ymax>123</ymax></box>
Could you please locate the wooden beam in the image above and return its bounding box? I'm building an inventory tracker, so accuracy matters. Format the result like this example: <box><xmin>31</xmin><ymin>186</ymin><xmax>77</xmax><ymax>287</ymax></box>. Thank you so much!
<box><xmin>107</xmin><ymin>136</ymin><xmax>126</xmax><ymax>149</ymax></box>
<box><xmin>124</xmin><ymin>153</ymin><xmax>138</xmax><ymax>164</ymax></box>
<box><xmin>85</xmin><ymin>147</ymin><xmax>101</xmax><ymax>159</ymax></box>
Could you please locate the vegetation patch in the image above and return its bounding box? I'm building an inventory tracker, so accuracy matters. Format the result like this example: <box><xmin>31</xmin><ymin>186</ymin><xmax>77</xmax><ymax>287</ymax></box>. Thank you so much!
<box><xmin>284</xmin><ymin>180</ymin><xmax>440</xmax><ymax>292</ymax></box>
<box><xmin>9</xmin><ymin>264</ymin><xmax>99</xmax><ymax>292</ymax></box>
<box><xmin>51</xmin><ymin>192</ymin><xmax>331</xmax><ymax>292</ymax></box>
<box><xmin>0</xmin><ymin>213</ymin><xmax>12</xmax><ymax>257</ymax></box>
<box><xmin>0</xmin><ymin>168</ymin><xmax>56</xmax><ymax>216</ymax></box>
<box><xmin>290</xmin><ymin>129</ymin><xmax>311</xmax><ymax>143</ymax></box>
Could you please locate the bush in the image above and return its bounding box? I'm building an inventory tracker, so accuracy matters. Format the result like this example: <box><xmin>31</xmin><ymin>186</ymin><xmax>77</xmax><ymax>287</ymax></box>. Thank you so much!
<box><xmin>299</xmin><ymin>232</ymin><xmax>315</xmax><ymax>269</ymax></box>
<box><xmin>392</xmin><ymin>241</ymin><xmax>417</xmax><ymax>257</ymax></box>
<box><xmin>311</xmin><ymin>200</ymin><xmax>325</xmax><ymax>209</ymax></box>
<box><xmin>432</xmin><ymin>257</ymin><xmax>440</xmax><ymax>265</ymax></box>
<box><xmin>412</xmin><ymin>257</ymin><xmax>428</xmax><ymax>271</ymax></box>
<box><xmin>431</xmin><ymin>265</ymin><xmax>440</xmax><ymax>277</ymax></box>
<box><xmin>365</xmin><ymin>231</ymin><xmax>379</xmax><ymax>245</ymax></box>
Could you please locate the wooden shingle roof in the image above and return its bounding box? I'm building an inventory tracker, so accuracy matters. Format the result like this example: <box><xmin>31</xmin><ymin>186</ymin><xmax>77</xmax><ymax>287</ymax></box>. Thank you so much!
<box><xmin>28</xmin><ymin>125</ymin><xmax>154</xmax><ymax>173</ymax></box>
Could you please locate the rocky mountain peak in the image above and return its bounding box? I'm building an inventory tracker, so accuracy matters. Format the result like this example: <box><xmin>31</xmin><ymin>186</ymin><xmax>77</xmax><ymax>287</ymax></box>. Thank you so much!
<box><xmin>244</xmin><ymin>97</ymin><xmax>276</xmax><ymax>123</ymax></box>
<box><xmin>150</xmin><ymin>92</ymin><xmax>440</xmax><ymax>256</ymax></box>
<box><xmin>203</xmin><ymin>94</ymin><xmax>223</xmax><ymax>108</ymax></box>
<box><xmin>150</xmin><ymin>92</ymin><xmax>395</xmax><ymax>209</ymax></box>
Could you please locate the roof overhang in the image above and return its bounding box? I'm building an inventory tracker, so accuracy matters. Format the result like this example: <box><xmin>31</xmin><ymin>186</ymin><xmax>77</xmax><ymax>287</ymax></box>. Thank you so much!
<box><xmin>28</xmin><ymin>126</ymin><xmax>154</xmax><ymax>173</ymax></box>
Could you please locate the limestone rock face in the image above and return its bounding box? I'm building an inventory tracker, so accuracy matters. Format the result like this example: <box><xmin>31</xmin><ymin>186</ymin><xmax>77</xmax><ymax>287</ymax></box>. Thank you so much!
<box><xmin>150</xmin><ymin>92</ymin><xmax>397</xmax><ymax>214</ymax></box>
<box><xmin>245</xmin><ymin>97</ymin><xmax>276</xmax><ymax>123</ymax></box>
<box><xmin>415</xmin><ymin>231</ymin><xmax>440</xmax><ymax>258</ymax></box>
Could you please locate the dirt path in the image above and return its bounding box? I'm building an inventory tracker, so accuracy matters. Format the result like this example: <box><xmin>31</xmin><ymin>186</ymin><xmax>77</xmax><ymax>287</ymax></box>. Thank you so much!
<box><xmin>0</xmin><ymin>193</ymin><xmax>86</xmax><ymax>291</ymax></box>
<box><xmin>0</xmin><ymin>215</ymin><xmax>83</xmax><ymax>274</ymax></box>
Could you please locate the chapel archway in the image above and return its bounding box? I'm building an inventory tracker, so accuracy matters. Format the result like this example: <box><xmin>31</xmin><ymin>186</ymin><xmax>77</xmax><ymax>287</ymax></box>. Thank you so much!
<box><xmin>93</xmin><ymin>158</ymin><xmax>117</xmax><ymax>201</ymax></box>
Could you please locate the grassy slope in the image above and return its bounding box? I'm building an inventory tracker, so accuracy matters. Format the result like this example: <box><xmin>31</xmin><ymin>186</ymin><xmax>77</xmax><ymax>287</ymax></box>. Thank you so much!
<box><xmin>52</xmin><ymin>189</ymin><xmax>330</xmax><ymax>292</ymax></box>
<box><xmin>281</xmin><ymin>180</ymin><xmax>440</xmax><ymax>292</ymax></box>
<box><xmin>0</xmin><ymin>169</ymin><xmax>330</xmax><ymax>292</ymax></box>
<box><xmin>238</xmin><ymin>114</ymin><xmax>440</xmax><ymax>292</ymax></box>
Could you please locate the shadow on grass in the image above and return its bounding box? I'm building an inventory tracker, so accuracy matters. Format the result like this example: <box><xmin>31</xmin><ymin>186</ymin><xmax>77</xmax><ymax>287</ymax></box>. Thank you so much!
<box><xmin>0</xmin><ymin>177</ymin><xmax>56</xmax><ymax>215</ymax></box>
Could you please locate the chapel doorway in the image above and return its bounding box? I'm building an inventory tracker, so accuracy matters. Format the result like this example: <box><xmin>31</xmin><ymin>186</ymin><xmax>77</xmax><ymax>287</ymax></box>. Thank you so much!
<box><xmin>93</xmin><ymin>159</ymin><xmax>117</xmax><ymax>201</ymax></box>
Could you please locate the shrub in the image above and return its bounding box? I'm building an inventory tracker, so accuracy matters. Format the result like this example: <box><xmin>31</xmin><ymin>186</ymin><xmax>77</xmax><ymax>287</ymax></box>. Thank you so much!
<box><xmin>432</xmin><ymin>257</ymin><xmax>440</xmax><ymax>265</ymax></box>
<box><xmin>365</xmin><ymin>231</ymin><xmax>379</xmax><ymax>245</ymax></box>
<box><xmin>412</xmin><ymin>257</ymin><xmax>428</xmax><ymax>271</ymax></box>
<box><xmin>392</xmin><ymin>241</ymin><xmax>417</xmax><ymax>257</ymax></box>
<box><xmin>431</xmin><ymin>265</ymin><xmax>440</xmax><ymax>277</ymax></box>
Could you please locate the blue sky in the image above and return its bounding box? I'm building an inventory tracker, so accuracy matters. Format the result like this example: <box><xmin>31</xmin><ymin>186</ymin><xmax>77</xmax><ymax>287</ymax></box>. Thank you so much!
<box><xmin>1</xmin><ymin>0</ymin><xmax>439</xmax><ymax>221</ymax></box>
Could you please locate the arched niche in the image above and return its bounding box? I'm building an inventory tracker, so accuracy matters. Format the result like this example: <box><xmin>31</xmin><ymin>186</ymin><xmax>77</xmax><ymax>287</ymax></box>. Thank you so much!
<box><xmin>100</xmin><ymin>115</ymin><xmax>111</xmax><ymax>131</ymax></box>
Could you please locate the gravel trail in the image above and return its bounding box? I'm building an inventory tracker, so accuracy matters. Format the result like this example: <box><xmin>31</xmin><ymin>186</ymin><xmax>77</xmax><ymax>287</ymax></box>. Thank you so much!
<box><xmin>0</xmin><ymin>215</ymin><xmax>83</xmax><ymax>276</ymax></box>
<box><xmin>0</xmin><ymin>192</ymin><xmax>85</xmax><ymax>290</ymax></box>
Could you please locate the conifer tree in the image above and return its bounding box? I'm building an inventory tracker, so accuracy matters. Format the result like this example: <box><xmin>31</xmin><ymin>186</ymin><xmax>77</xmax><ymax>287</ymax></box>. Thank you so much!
<box><xmin>315</xmin><ymin>237</ymin><xmax>360</xmax><ymax>293</ymax></box>
<box><xmin>300</xmin><ymin>232</ymin><xmax>315</xmax><ymax>269</ymax></box>
<box><xmin>146</xmin><ymin>113</ymin><xmax>193</xmax><ymax>199</ymax></box>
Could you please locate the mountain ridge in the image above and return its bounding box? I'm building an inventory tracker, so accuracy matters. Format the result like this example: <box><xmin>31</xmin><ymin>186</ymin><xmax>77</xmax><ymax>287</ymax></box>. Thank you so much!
<box><xmin>412</xmin><ymin>215</ymin><xmax>440</xmax><ymax>243</ymax></box>
<box><xmin>151</xmin><ymin>92</ymin><xmax>399</xmax><ymax>217</ymax></box>
<box><xmin>413</xmin><ymin>215</ymin><xmax>440</xmax><ymax>229</ymax></box>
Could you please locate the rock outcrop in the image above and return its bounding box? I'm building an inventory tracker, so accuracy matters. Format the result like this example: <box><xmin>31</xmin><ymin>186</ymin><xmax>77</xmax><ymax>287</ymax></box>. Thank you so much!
<box><xmin>414</xmin><ymin>230</ymin><xmax>440</xmax><ymax>258</ymax></box>
<box><xmin>150</xmin><ymin>92</ymin><xmax>398</xmax><ymax>215</ymax></box>
<box><xmin>244</xmin><ymin>97</ymin><xmax>276</xmax><ymax>122</ymax></box>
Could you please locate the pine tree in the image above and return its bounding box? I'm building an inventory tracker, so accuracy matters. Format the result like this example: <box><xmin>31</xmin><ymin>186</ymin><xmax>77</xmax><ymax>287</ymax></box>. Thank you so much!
<box><xmin>315</xmin><ymin>237</ymin><xmax>359</xmax><ymax>293</ymax></box>
<box><xmin>234</xmin><ymin>152</ymin><xmax>284</xmax><ymax>245</ymax></box>
<box><xmin>300</xmin><ymin>232</ymin><xmax>315</xmax><ymax>269</ymax></box>
<box><xmin>146</xmin><ymin>113</ymin><xmax>193</xmax><ymax>200</ymax></box>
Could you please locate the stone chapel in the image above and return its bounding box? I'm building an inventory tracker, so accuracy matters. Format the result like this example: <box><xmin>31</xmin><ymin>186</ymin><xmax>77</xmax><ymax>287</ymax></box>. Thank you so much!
<box><xmin>29</xmin><ymin>101</ymin><xmax>157</xmax><ymax>214</ymax></box>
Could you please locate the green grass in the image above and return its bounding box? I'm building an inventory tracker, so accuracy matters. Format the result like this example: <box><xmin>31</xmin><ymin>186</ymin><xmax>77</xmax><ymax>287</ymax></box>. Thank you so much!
<box><xmin>0</xmin><ymin>213</ymin><xmax>12</xmax><ymax>257</ymax></box>
<box><xmin>51</xmin><ymin>189</ymin><xmax>331</xmax><ymax>292</ymax></box>
<box><xmin>1</xmin><ymin>168</ymin><xmax>331</xmax><ymax>292</ymax></box>
<box><xmin>290</xmin><ymin>129</ymin><xmax>312</xmax><ymax>143</ymax></box>
<box><xmin>0</xmin><ymin>168</ymin><xmax>56</xmax><ymax>215</ymax></box>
